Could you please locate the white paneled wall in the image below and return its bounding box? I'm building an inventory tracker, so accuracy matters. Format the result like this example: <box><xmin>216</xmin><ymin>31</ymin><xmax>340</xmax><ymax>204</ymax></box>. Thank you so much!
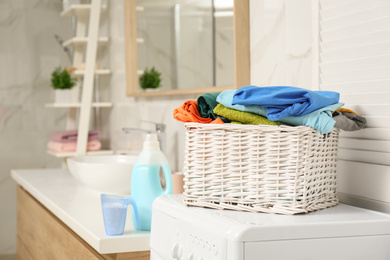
<box><xmin>250</xmin><ymin>0</ymin><xmax>390</xmax><ymax>212</ymax></box>
<box><xmin>317</xmin><ymin>0</ymin><xmax>390</xmax><ymax>211</ymax></box>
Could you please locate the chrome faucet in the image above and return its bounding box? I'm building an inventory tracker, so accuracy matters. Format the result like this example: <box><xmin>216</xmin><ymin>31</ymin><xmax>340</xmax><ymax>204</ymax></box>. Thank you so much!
<box><xmin>122</xmin><ymin>121</ymin><xmax>166</xmax><ymax>156</ymax></box>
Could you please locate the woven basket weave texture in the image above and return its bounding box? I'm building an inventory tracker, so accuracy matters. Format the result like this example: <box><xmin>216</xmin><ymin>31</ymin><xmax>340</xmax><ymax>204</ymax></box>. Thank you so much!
<box><xmin>183</xmin><ymin>123</ymin><xmax>339</xmax><ymax>215</ymax></box>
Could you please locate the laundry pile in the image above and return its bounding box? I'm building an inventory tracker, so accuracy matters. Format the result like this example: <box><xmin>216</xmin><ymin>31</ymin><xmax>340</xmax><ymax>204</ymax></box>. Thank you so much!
<box><xmin>173</xmin><ymin>85</ymin><xmax>367</xmax><ymax>134</ymax></box>
<box><xmin>47</xmin><ymin>130</ymin><xmax>102</xmax><ymax>153</ymax></box>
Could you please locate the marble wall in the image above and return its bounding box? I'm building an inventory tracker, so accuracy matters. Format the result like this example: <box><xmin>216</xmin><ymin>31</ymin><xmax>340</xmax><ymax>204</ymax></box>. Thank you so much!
<box><xmin>106</xmin><ymin>0</ymin><xmax>314</xmax><ymax>173</ymax></box>
<box><xmin>0</xmin><ymin>0</ymin><xmax>73</xmax><ymax>256</ymax></box>
<box><xmin>2</xmin><ymin>1</ymin><xmax>385</xmax><ymax>257</ymax></box>
<box><xmin>0</xmin><ymin>0</ymin><xmax>314</xmax><ymax>256</ymax></box>
<box><xmin>250</xmin><ymin>0</ymin><xmax>312</xmax><ymax>89</ymax></box>
<box><xmin>107</xmin><ymin>0</ymin><xmax>235</xmax><ymax>172</ymax></box>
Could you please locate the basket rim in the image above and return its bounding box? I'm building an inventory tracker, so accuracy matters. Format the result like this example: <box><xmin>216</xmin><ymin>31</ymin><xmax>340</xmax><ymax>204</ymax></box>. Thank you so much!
<box><xmin>184</xmin><ymin>122</ymin><xmax>339</xmax><ymax>134</ymax></box>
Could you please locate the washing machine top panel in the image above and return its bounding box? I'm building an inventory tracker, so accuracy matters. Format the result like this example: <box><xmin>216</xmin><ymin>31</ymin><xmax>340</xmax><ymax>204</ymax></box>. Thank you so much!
<box><xmin>153</xmin><ymin>195</ymin><xmax>390</xmax><ymax>242</ymax></box>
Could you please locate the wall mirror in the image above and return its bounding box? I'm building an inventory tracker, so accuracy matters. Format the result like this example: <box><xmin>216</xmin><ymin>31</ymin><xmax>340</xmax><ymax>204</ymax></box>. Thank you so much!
<box><xmin>124</xmin><ymin>0</ymin><xmax>249</xmax><ymax>97</ymax></box>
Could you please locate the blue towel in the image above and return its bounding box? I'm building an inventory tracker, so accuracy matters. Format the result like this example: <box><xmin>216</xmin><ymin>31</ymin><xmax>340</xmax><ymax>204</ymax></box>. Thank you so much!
<box><xmin>217</xmin><ymin>90</ymin><xmax>344</xmax><ymax>134</ymax></box>
<box><xmin>232</xmin><ymin>86</ymin><xmax>340</xmax><ymax>121</ymax></box>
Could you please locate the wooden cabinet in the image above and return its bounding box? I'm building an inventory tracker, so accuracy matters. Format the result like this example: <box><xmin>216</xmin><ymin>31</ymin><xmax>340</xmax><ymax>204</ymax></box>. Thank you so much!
<box><xmin>16</xmin><ymin>186</ymin><xmax>150</xmax><ymax>260</ymax></box>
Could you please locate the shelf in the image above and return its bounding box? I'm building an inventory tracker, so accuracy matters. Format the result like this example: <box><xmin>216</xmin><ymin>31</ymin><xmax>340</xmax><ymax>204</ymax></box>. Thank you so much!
<box><xmin>45</xmin><ymin>102</ymin><xmax>112</xmax><ymax>108</ymax></box>
<box><xmin>52</xmin><ymin>1</ymin><xmax>112</xmax><ymax>159</ymax></box>
<box><xmin>60</xmin><ymin>4</ymin><xmax>107</xmax><ymax>17</ymax></box>
<box><xmin>47</xmin><ymin>150</ymin><xmax>114</xmax><ymax>158</ymax></box>
<box><xmin>137</xmin><ymin>38</ymin><xmax>144</xmax><ymax>44</ymax></box>
<box><xmin>63</xmin><ymin>37</ymin><xmax>109</xmax><ymax>47</ymax></box>
<box><xmin>73</xmin><ymin>69</ymin><xmax>111</xmax><ymax>76</ymax></box>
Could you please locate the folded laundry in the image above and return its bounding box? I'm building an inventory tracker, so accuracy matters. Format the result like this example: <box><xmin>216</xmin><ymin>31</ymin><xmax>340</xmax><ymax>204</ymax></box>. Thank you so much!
<box><xmin>214</xmin><ymin>104</ymin><xmax>280</xmax><ymax>126</ymax></box>
<box><xmin>217</xmin><ymin>90</ymin><xmax>343</xmax><ymax>134</ymax></box>
<box><xmin>47</xmin><ymin>140</ymin><xmax>102</xmax><ymax>153</ymax></box>
<box><xmin>197</xmin><ymin>92</ymin><xmax>230</xmax><ymax>123</ymax></box>
<box><xmin>233</xmin><ymin>86</ymin><xmax>340</xmax><ymax>121</ymax></box>
<box><xmin>50</xmin><ymin>130</ymin><xmax>100</xmax><ymax>143</ymax></box>
<box><xmin>333</xmin><ymin>111</ymin><xmax>367</xmax><ymax>131</ymax></box>
<box><xmin>173</xmin><ymin>100</ymin><xmax>224</xmax><ymax>124</ymax></box>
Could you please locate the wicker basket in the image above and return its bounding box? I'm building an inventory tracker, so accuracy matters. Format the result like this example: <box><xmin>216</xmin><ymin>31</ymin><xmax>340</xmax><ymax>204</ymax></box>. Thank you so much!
<box><xmin>183</xmin><ymin>123</ymin><xmax>339</xmax><ymax>215</ymax></box>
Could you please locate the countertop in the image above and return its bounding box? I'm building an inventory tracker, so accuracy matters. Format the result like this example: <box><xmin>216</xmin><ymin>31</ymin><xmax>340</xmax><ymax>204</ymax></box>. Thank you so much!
<box><xmin>11</xmin><ymin>168</ymin><xmax>150</xmax><ymax>254</ymax></box>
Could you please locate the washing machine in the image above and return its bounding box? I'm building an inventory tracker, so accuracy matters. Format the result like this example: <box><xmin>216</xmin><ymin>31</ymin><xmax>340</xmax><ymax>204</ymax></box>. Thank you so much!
<box><xmin>150</xmin><ymin>194</ymin><xmax>390</xmax><ymax>260</ymax></box>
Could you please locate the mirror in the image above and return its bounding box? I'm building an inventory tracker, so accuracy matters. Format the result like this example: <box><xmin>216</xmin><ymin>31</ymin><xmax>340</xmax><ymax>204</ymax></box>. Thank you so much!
<box><xmin>124</xmin><ymin>0</ymin><xmax>249</xmax><ymax>97</ymax></box>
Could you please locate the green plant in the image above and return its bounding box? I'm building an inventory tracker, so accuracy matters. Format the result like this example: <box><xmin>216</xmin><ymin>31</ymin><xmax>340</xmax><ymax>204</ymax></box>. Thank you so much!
<box><xmin>50</xmin><ymin>67</ymin><xmax>77</xmax><ymax>90</ymax></box>
<box><xmin>139</xmin><ymin>67</ymin><xmax>161</xmax><ymax>89</ymax></box>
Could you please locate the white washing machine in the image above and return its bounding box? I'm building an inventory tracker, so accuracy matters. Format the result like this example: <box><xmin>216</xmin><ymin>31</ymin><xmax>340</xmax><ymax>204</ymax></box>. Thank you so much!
<box><xmin>150</xmin><ymin>194</ymin><xmax>390</xmax><ymax>260</ymax></box>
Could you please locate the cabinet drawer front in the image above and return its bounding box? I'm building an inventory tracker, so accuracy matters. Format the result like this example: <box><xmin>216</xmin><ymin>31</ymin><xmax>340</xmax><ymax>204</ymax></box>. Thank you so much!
<box><xmin>17</xmin><ymin>186</ymin><xmax>103</xmax><ymax>260</ymax></box>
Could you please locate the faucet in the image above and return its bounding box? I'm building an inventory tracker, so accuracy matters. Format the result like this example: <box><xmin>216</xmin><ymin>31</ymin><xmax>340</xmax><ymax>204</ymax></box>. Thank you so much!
<box><xmin>122</xmin><ymin>121</ymin><xmax>167</xmax><ymax>156</ymax></box>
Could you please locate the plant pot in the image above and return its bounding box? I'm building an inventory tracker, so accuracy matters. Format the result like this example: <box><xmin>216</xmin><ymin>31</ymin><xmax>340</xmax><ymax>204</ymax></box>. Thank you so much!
<box><xmin>55</xmin><ymin>89</ymin><xmax>72</xmax><ymax>103</ymax></box>
<box><xmin>143</xmin><ymin>88</ymin><xmax>160</xmax><ymax>92</ymax></box>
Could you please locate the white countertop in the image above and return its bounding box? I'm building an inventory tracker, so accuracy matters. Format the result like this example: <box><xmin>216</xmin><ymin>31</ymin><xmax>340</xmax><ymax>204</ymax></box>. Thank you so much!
<box><xmin>11</xmin><ymin>168</ymin><xmax>150</xmax><ymax>254</ymax></box>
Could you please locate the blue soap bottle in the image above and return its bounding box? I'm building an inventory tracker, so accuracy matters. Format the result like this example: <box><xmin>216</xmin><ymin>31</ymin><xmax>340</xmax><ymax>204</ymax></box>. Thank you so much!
<box><xmin>131</xmin><ymin>134</ymin><xmax>173</xmax><ymax>231</ymax></box>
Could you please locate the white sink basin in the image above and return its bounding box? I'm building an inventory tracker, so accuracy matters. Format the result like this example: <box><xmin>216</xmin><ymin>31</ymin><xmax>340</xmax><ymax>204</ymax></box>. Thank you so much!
<box><xmin>67</xmin><ymin>155</ymin><xmax>138</xmax><ymax>195</ymax></box>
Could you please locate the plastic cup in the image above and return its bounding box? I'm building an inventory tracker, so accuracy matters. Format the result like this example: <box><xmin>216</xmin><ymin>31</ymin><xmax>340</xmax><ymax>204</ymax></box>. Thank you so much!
<box><xmin>101</xmin><ymin>193</ymin><xmax>140</xmax><ymax>236</ymax></box>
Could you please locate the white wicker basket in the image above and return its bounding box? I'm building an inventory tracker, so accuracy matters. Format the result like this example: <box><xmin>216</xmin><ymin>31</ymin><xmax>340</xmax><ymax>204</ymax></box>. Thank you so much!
<box><xmin>183</xmin><ymin>123</ymin><xmax>339</xmax><ymax>215</ymax></box>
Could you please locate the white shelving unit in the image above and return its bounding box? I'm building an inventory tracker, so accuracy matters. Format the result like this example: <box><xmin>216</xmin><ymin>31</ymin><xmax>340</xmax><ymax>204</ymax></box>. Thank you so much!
<box><xmin>45</xmin><ymin>102</ymin><xmax>112</xmax><ymax>108</ymax></box>
<box><xmin>46</xmin><ymin>1</ymin><xmax>112</xmax><ymax>158</ymax></box>
<box><xmin>47</xmin><ymin>149</ymin><xmax>113</xmax><ymax>158</ymax></box>
<box><xmin>62</xmin><ymin>37</ymin><xmax>109</xmax><ymax>47</ymax></box>
<box><xmin>74</xmin><ymin>69</ymin><xmax>111</xmax><ymax>76</ymax></box>
<box><xmin>60</xmin><ymin>4</ymin><xmax>107</xmax><ymax>17</ymax></box>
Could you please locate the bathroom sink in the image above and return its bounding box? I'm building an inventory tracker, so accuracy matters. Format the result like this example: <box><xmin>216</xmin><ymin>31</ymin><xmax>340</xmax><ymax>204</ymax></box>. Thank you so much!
<box><xmin>67</xmin><ymin>155</ymin><xmax>138</xmax><ymax>195</ymax></box>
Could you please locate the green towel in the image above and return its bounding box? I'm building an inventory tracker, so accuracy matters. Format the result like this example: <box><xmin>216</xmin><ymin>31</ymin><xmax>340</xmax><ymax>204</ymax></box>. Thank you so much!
<box><xmin>197</xmin><ymin>92</ymin><xmax>230</xmax><ymax>123</ymax></box>
<box><xmin>213</xmin><ymin>104</ymin><xmax>280</xmax><ymax>126</ymax></box>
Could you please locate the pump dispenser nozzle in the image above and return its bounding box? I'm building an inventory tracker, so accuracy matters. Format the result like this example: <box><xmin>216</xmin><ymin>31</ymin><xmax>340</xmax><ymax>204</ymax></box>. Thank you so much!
<box><xmin>144</xmin><ymin>134</ymin><xmax>160</xmax><ymax>149</ymax></box>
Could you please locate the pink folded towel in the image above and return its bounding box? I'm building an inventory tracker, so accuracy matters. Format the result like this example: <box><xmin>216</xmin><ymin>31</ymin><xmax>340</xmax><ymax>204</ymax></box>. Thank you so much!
<box><xmin>47</xmin><ymin>140</ymin><xmax>102</xmax><ymax>153</ymax></box>
<box><xmin>50</xmin><ymin>130</ymin><xmax>101</xmax><ymax>143</ymax></box>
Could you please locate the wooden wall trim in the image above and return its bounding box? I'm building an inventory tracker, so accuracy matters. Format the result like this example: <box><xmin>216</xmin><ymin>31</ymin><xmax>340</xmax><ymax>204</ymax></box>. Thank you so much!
<box><xmin>124</xmin><ymin>0</ymin><xmax>250</xmax><ymax>97</ymax></box>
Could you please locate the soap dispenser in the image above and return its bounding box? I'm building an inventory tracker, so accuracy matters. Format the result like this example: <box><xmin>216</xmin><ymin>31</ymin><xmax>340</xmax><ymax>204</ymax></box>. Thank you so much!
<box><xmin>131</xmin><ymin>134</ymin><xmax>173</xmax><ymax>231</ymax></box>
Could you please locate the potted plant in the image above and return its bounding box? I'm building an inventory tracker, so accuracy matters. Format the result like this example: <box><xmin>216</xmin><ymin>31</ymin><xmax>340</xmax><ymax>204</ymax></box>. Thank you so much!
<box><xmin>139</xmin><ymin>67</ymin><xmax>162</xmax><ymax>91</ymax></box>
<box><xmin>51</xmin><ymin>66</ymin><xmax>77</xmax><ymax>103</ymax></box>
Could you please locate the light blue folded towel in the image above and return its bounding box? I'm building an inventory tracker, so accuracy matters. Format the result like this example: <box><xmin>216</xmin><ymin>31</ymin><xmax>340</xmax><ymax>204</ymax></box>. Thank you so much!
<box><xmin>233</xmin><ymin>86</ymin><xmax>340</xmax><ymax>121</ymax></box>
<box><xmin>217</xmin><ymin>90</ymin><xmax>344</xmax><ymax>134</ymax></box>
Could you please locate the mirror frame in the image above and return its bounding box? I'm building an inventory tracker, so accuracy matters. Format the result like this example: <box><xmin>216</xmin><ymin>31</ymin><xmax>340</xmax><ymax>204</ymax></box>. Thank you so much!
<box><xmin>124</xmin><ymin>0</ymin><xmax>250</xmax><ymax>97</ymax></box>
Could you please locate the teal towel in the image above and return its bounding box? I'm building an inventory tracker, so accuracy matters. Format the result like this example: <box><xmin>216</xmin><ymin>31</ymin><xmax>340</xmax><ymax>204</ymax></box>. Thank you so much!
<box><xmin>213</xmin><ymin>104</ymin><xmax>280</xmax><ymax>126</ymax></box>
<box><xmin>197</xmin><ymin>92</ymin><xmax>230</xmax><ymax>123</ymax></box>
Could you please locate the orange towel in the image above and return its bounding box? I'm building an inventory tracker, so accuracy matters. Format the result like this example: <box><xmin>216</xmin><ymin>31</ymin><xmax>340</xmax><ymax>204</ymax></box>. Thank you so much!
<box><xmin>210</xmin><ymin>117</ymin><xmax>224</xmax><ymax>124</ymax></box>
<box><xmin>173</xmin><ymin>100</ymin><xmax>223</xmax><ymax>124</ymax></box>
